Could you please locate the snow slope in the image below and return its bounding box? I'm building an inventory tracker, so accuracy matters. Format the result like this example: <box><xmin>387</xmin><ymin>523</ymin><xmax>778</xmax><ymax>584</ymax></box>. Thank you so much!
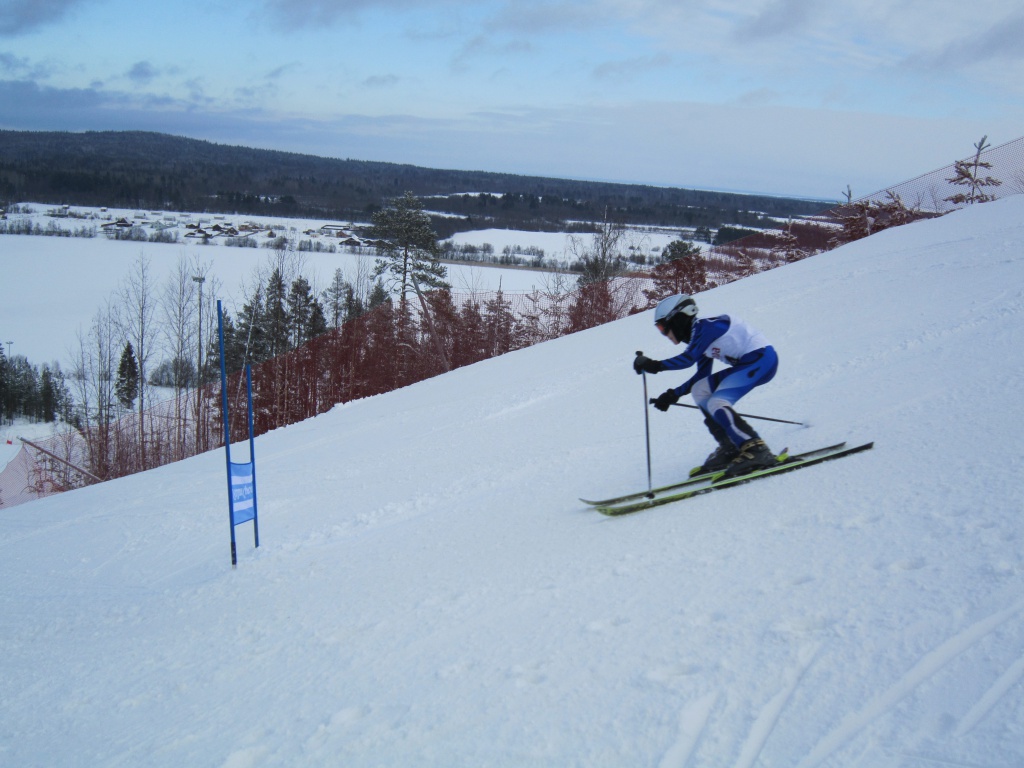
<box><xmin>2</xmin><ymin>197</ymin><xmax>1024</xmax><ymax>767</ymax></box>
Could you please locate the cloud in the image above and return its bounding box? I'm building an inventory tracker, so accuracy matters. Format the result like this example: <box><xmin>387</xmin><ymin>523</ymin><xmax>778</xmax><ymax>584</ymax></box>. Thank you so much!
<box><xmin>592</xmin><ymin>53</ymin><xmax>671</xmax><ymax>82</ymax></box>
<box><xmin>904</xmin><ymin>11</ymin><xmax>1024</xmax><ymax>70</ymax></box>
<box><xmin>260</xmin><ymin>0</ymin><xmax>422</xmax><ymax>28</ymax></box>
<box><xmin>485</xmin><ymin>1</ymin><xmax>602</xmax><ymax>35</ymax></box>
<box><xmin>265</xmin><ymin>62</ymin><xmax>301</xmax><ymax>80</ymax></box>
<box><xmin>732</xmin><ymin>0</ymin><xmax>818</xmax><ymax>41</ymax></box>
<box><xmin>0</xmin><ymin>0</ymin><xmax>87</xmax><ymax>36</ymax></box>
<box><xmin>732</xmin><ymin>87</ymin><xmax>783</xmax><ymax>107</ymax></box>
<box><xmin>0</xmin><ymin>79</ymin><xmax>107</xmax><ymax>123</ymax></box>
<box><xmin>363</xmin><ymin>74</ymin><xmax>400</xmax><ymax>88</ymax></box>
<box><xmin>126</xmin><ymin>61</ymin><xmax>158</xmax><ymax>86</ymax></box>
<box><xmin>450</xmin><ymin>34</ymin><xmax>533</xmax><ymax>73</ymax></box>
<box><xmin>0</xmin><ymin>52</ymin><xmax>30</xmax><ymax>73</ymax></box>
<box><xmin>259</xmin><ymin>0</ymin><xmax>602</xmax><ymax>36</ymax></box>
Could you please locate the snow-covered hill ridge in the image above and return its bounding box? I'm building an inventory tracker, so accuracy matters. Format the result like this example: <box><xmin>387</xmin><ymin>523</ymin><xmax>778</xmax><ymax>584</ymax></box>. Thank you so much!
<box><xmin>2</xmin><ymin>196</ymin><xmax>1024</xmax><ymax>766</ymax></box>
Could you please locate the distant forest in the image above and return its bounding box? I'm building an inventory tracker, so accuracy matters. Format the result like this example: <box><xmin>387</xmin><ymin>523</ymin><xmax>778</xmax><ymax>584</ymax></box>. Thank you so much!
<box><xmin>0</xmin><ymin>130</ymin><xmax>830</xmax><ymax>238</ymax></box>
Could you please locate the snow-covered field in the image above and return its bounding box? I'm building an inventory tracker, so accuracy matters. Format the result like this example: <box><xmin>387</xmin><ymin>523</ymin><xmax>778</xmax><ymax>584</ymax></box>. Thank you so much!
<box><xmin>1</xmin><ymin>204</ymin><xmax>593</xmax><ymax>367</ymax></box>
<box><xmin>2</xmin><ymin>196</ymin><xmax>1024</xmax><ymax>766</ymax></box>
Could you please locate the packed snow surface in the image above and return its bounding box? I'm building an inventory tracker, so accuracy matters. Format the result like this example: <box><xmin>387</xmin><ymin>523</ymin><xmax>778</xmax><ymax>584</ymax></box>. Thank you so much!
<box><xmin>3</xmin><ymin>197</ymin><xmax>1024</xmax><ymax>766</ymax></box>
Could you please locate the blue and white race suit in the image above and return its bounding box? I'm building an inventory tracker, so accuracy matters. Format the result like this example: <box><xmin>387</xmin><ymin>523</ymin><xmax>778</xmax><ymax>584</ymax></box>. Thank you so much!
<box><xmin>659</xmin><ymin>315</ymin><xmax>778</xmax><ymax>446</ymax></box>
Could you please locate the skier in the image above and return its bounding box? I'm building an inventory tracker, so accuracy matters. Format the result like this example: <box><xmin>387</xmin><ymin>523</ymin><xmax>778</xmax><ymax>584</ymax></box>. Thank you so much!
<box><xmin>633</xmin><ymin>294</ymin><xmax>779</xmax><ymax>478</ymax></box>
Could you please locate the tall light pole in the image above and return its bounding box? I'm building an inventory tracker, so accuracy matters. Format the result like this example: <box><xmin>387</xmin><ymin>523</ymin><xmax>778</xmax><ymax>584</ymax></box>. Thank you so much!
<box><xmin>193</xmin><ymin>275</ymin><xmax>206</xmax><ymax>451</ymax></box>
<box><xmin>5</xmin><ymin>341</ymin><xmax>12</xmax><ymax>358</ymax></box>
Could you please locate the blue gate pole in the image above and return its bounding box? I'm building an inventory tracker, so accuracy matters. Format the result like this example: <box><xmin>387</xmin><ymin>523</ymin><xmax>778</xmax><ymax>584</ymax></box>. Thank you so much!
<box><xmin>218</xmin><ymin>300</ymin><xmax>238</xmax><ymax>568</ymax></box>
<box><xmin>246</xmin><ymin>364</ymin><xmax>259</xmax><ymax>549</ymax></box>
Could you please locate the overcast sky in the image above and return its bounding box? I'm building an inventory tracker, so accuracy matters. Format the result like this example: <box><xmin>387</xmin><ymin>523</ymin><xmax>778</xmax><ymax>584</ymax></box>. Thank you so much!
<box><xmin>1</xmin><ymin>0</ymin><xmax>1022</xmax><ymax>200</ymax></box>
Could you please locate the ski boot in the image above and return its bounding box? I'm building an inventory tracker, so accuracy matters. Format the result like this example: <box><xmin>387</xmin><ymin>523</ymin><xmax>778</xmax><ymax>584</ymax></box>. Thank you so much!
<box><xmin>689</xmin><ymin>415</ymin><xmax>739</xmax><ymax>476</ymax></box>
<box><xmin>720</xmin><ymin>439</ymin><xmax>776</xmax><ymax>479</ymax></box>
<box><xmin>694</xmin><ymin>442</ymin><xmax>739</xmax><ymax>476</ymax></box>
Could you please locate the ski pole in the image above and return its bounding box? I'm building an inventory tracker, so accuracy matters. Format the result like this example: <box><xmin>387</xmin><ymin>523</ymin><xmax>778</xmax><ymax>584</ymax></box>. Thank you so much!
<box><xmin>637</xmin><ymin>351</ymin><xmax>654</xmax><ymax>498</ymax></box>
<box><xmin>655</xmin><ymin>400</ymin><xmax>807</xmax><ymax>427</ymax></box>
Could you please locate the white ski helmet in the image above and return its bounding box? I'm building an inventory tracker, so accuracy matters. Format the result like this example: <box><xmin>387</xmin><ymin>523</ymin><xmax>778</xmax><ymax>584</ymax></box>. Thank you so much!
<box><xmin>653</xmin><ymin>294</ymin><xmax>698</xmax><ymax>341</ymax></box>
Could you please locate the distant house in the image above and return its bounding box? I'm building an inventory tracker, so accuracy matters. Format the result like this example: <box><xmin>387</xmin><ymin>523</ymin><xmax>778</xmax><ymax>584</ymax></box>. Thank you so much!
<box><xmin>100</xmin><ymin>217</ymin><xmax>133</xmax><ymax>231</ymax></box>
<box><xmin>319</xmin><ymin>224</ymin><xmax>350</xmax><ymax>238</ymax></box>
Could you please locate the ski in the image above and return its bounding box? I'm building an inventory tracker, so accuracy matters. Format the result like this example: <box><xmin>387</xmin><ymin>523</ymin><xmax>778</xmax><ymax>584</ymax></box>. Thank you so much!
<box><xmin>594</xmin><ymin>442</ymin><xmax>873</xmax><ymax>516</ymax></box>
<box><xmin>580</xmin><ymin>442</ymin><xmax>846</xmax><ymax>507</ymax></box>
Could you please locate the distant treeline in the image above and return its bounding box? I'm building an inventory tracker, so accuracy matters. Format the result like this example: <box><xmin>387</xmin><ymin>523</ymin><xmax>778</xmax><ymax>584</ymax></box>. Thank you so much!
<box><xmin>0</xmin><ymin>130</ymin><xmax>831</xmax><ymax>237</ymax></box>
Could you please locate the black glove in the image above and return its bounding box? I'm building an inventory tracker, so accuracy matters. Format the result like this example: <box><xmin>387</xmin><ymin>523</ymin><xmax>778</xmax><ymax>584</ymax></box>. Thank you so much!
<box><xmin>652</xmin><ymin>389</ymin><xmax>680</xmax><ymax>411</ymax></box>
<box><xmin>633</xmin><ymin>354</ymin><xmax>664</xmax><ymax>375</ymax></box>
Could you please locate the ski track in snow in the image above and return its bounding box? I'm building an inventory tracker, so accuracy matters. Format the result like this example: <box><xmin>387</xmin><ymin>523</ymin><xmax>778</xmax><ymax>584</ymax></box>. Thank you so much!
<box><xmin>954</xmin><ymin>650</ymin><xmax>1024</xmax><ymax>738</ymax></box>
<box><xmin>659</xmin><ymin>692</ymin><xmax>718</xmax><ymax>768</ymax></box>
<box><xmin>734</xmin><ymin>643</ymin><xmax>823</xmax><ymax>768</ymax></box>
<box><xmin>797</xmin><ymin>600</ymin><xmax>1024</xmax><ymax>768</ymax></box>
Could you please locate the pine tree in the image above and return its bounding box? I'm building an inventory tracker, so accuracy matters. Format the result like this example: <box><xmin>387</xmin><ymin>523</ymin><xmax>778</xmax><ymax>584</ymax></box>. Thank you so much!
<box><xmin>945</xmin><ymin>135</ymin><xmax>1002</xmax><ymax>206</ymax></box>
<box><xmin>322</xmin><ymin>268</ymin><xmax>349</xmax><ymax>328</ymax></box>
<box><xmin>2</xmin><ymin>354</ymin><xmax>39</xmax><ymax>421</ymax></box>
<box><xmin>567</xmin><ymin>280</ymin><xmax>616</xmax><ymax>333</ymax></box>
<box><xmin>307</xmin><ymin>298</ymin><xmax>328</xmax><ymax>340</ymax></box>
<box><xmin>213</xmin><ymin>312</ymin><xmax>246</xmax><ymax>375</ymax></box>
<box><xmin>829</xmin><ymin>201</ymin><xmax>874</xmax><ymax>246</ymax></box>
<box><xmin>483</xmin><ymin>287</ymin><xmax>520</xmax><ymax>357</ymax></box>
<box><xmin>286</xmin><ymin>276</ymin><xmax>329</xmax><ymax>348</ymax></box>
<box><xmin>116</xmin><ymin>342</ymin><xmax>139</xmax><ymax>410</ymax></box>
<box><xmin>366</xmin><ymin>281</ymin><xmax>390</xmax><ymax>311</ymax></box>
<box><xmin>343</xmin><ymin>283</ymin><xmax>365</xmax><ymax>324</ymax></box>
<box><xmin>454</xmin><ymin>301</ymin><xmax>487</xmax><ymax>367</ymax></box>
<box><xmin>769</xmin><ymin>223</ymin><xmax>808</xmax><ymax>265</ymax></box>
<box><xmin>733</xmin><ymin>251</ymin><xmax>760</xmax><ymax>279</ymax></box>
<box><xmin>645</xmin><ymin>240</ymin><xmax>709</xmax><ymax>301</ymax></box>
<box><xmin>371</xmin><ymin>191</ymin><xmax>449</xmax><ymax>322</ymax></box>
<box><xmin>287</xmin><ymin>276</ymin><xmax>314</xmax><ymax>348</ymax></box>
<box><xmin>236</xmin><ymin>287</ymin><xmax>268</xmax><ymax>366</ymax></box>
<box><xmin>40</xmin><ymin>363</ymin><xmax>71</xmax><ymax>423</ymax></box>
<box><xmin>40</xmin><ymin>366</ymin><xmax>56</xmax><ymax>423</ymax></box>
<box><xmin>264</xmin><ymin>268</ymin><xmax>289</xmax><ymax>358</ymax></box>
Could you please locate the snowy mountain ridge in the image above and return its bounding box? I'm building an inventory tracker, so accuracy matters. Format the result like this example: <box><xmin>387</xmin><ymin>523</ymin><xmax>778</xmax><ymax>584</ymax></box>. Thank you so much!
<box><xmin>2</xmin><ymin>196</ymin><xmax>1024</xmax><ymax>766</ymax></box>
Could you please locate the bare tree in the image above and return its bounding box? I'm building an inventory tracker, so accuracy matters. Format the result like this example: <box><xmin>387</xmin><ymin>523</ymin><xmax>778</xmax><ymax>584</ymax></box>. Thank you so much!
<box><xmin>116</xmin><ymin>254</ymin><xmax>157</xmax><ymax>468</ymax></box>
<box><xmin>163</xmin><ymin>258</ymin><xmax>196</xmax><ymax>458</ymax></box>
<box><xmin>566</xmin><ymin>211</ymin><xmax>631</xmax><ymax>286</ymax></box>
<box><xmin>71</xmin><ymin>302</ymin><xmax>119</xmax><ymax>479</ymax></box>
<box><xmin>159</xmin><ymin>254</ymin><xmax>217</xmax><ymax>458</ymax></box>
